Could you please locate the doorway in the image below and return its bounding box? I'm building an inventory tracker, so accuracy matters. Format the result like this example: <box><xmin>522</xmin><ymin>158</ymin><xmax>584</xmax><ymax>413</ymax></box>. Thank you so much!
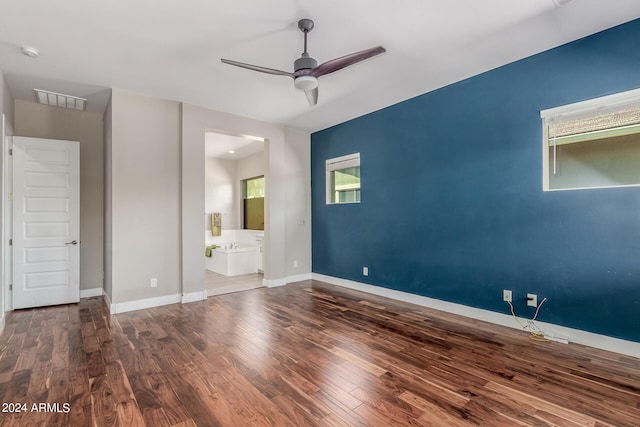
<box><xmin>204</xmin><ymin>131</ymin><xmax>265</xmax><ymax>296</ymax></box>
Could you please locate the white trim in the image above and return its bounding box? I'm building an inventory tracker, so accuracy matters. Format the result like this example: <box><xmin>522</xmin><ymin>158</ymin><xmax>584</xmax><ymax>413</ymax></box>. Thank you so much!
<box><xmin>313</xmin><ymin>273</ymin><xmax>640</xmax><ymax>359</ymax></box>
<box><xmin>80</xmin><ymin>288</ymin><xmax>103</xmax><ymax>299</ymax></box>
<box><xmin>263</xmin><ymin>273</ymin><xmax>312</xmax><ymax>289</ymax></box>
<box><xmin>263</xmin><ymin>278</ymin><xmax>286</xmax><ymax>288</ymax></box>
<box><xmin>545</xmin><ymin>183</ymin><xmax>640</xmax><ymax>192</ymax></box>
<box><xmin>285</xmin><ymin>273</ymin><xmax>312</xmax><ymax>284</ymax></box>
<box><xmin>2</xmin><ymin>115</ymin><xmax>13</xmax><ymax>313</ymax></box>
<box><xmin>109</xmin><ymin>293</ymin><xmax>181</xmax><ymax>314</ymax></box>
<box><xmin>326</xmin><ymin>153</ymin><xmax>360</xmax><ymax>171</ymax></box>
<box><xmin>102</xmin><ymin>292</ymin><xmax>112</xmax><ymax>314</ymax></box>
<box><xmin>0</xmin><ymin>315</ymin><xmax>4</xmax><ymax>334</ymax></box>
<box><xmin>182</xmin><ymin>290</ymin><xmax>207</xmax><ymax>303</ymax></box>
<box><xmin>540</xmin><ymin>87</ymin><xmax>640</xmax><ymax>119</ymax></box>
<box><xmin>326</xmin><ymin>152</ymin><xmax>360</xmax><ymax>205</ymax></box>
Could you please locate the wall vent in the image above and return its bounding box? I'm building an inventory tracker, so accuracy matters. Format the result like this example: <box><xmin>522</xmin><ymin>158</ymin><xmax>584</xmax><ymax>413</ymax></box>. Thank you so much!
<box><xmin>34</xmin><ymin>88</ymin><xmax>86</xmax><ymax>110</ymax></box>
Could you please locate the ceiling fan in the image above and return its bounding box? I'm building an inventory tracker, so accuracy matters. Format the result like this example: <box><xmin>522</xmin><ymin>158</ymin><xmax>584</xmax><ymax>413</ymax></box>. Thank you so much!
<box><xmin>221</xmin><ymin>18</ymin><xmax>386</xmax><ymax>106</ymax></box>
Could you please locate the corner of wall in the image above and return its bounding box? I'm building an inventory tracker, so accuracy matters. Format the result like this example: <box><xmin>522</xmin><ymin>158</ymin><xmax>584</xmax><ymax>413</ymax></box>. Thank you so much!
<box><xmin>283</xmin><ymin>127</ymin><xmax>312</xmax><ymax>278</ymax></box>
<box><xmin>103</xmin><ymin>94</ymin><xmax>113</xmax><ymax>302</ymax></box>
<box><xmin>1</xmin><ymin>72</ymin><xmax>15</xmax><ymax>128</ymax></box>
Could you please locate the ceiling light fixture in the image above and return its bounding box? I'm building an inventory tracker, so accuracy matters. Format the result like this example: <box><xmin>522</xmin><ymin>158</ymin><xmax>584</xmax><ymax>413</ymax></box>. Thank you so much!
<box><xmin>21</xmin><ymin>46</ymin><xmax>40</xmax><ymax>59</ymax></box>
<box><xmin>34</xmin><ymin>88</ymin><xmax>87</xmax><ymax>110</ymax></box>
<box><xmin>228</xmin><ymin>150</ymin><xmax>236</xmax><ymax>154</ymax></box>
<box><xmin>294</xmin><ymin>75</ymin><xmax>318</xmax><ymax>91</ymax></box>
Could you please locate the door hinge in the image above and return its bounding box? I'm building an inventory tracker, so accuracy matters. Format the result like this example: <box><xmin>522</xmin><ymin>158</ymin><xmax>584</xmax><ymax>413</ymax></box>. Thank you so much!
<box><xmin>9</xmin><ymin>284</ymin><xmax>12</xmax><ymax>291</ymax></box>
<box><xmin>9</xmin><ymin>239</ymin><xmax>12</xmax><ymax>246</ymax></box>
<box><xmin>8</xmin><ymin>148</ymin><xmax>12</xmax><ymax>155</ymax></box>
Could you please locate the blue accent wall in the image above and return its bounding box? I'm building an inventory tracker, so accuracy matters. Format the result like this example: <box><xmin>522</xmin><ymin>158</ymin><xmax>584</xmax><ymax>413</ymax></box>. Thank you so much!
<box><xmin>311</xmin><ymin>18</ymin><xmax>640</xmax><ymax>343</ymax></box>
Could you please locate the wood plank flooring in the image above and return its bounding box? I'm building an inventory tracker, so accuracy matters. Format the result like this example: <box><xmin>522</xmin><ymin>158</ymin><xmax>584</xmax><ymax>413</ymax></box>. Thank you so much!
<box><xmin>0</xmin><ymin>280</ymin><xmax>639</xmax><ymax>426</ymax></box>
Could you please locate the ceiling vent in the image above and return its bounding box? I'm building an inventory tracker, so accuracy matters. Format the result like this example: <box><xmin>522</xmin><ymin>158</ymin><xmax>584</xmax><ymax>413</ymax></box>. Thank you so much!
<box><xmin>34</xmin><ymin>89</ymin><xmax>86</xmax><ymax>110</ymax></box>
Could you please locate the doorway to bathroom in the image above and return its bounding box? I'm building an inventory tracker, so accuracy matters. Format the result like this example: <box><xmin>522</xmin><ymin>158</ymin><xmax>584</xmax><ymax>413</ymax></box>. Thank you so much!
<box><xmin>204</xmin><ymin>131</ymin><xmax>265</xmax><ymax>296</ymax></box>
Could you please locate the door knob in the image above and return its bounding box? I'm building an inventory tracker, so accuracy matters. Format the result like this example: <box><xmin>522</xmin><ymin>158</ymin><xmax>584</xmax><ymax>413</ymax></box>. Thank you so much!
<box><xmin>65</xmin><ymin>240</ymin><xmax>78</xmax><ymax>245</ymax></box>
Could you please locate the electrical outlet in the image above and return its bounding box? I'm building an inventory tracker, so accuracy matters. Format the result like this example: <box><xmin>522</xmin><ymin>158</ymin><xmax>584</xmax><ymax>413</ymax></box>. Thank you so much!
<box><xmin>527</xmin><ymin>293</ymin><xmax>537</xmax><ymax>307</ymax></box>
<box><xmin>150</xmin><ymin>278</ymin><xmax>158</xmax><ymax>288</ymax></box>
<box><xmin>362</xmin><ymin>266</ymin><xmax>369</xmax><ymax>276</ymax></box>
<box><xmin>503</xmin><ymin>290</ymin><xmax>512</xmax><ymax>302</ymax></box>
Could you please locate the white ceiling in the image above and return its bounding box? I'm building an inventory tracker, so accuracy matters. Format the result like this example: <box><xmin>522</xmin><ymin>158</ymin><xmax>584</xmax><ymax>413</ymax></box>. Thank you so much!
<box><xmin>205</xmin><ymin>132</ymin><xmax>264</xmax><ymax>160</ymax></box>
<box><xmin>2</xmin><ymin>0</ymin><xmax>640</xmax><ymax>132</ymax></box>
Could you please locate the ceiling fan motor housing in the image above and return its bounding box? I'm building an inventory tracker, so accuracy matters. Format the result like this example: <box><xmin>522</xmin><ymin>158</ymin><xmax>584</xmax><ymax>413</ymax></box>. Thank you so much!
<box><xmin>294</xmin><ymin>53</ymin><xmax>317</xmax><ymax>72</ymax></box>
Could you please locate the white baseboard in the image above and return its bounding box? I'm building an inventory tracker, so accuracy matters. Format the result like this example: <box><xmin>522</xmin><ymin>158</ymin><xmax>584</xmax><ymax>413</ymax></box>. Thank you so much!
<box><xmin>263</xmin><ymin>278</ymin><xmax>286</xmax><ymax>288</ymax></box>
<box><xmin>102</xmin><ymin>292</ymin><xmax>112</xmax><ymax>314</ymax></box>
<box><xmin>313</xmin><ymin>273</ymin><xmax>640</xmax><ymax>359</ymax></box>
<box><xmin>80</xmin><ymin>288</ymin><xmax>103</xmax><ymax>299</ymax></box>
<box><xmin>263</xmin><ymin>273</ymin><xmax>312</xmax><ymax>288</ymax></box>
<box><xmin>182</xmin><ymin>290</ymin><xmax>207</xmax><ymax>303</ymax></box>
<box><xmin>285</xmin><ymin>273</ymin><xmax>312</xmax><ymax>284</ymax></box>
<box><xmin>110</xmin><ymin>293</ymin><xmax>182</xmax><ymax>314</ymax></box>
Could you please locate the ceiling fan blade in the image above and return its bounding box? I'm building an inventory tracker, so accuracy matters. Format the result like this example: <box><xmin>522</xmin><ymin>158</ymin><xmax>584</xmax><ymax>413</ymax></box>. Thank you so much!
<box><xmin>221</xmin><ymin>59</ymin><xmax>294</xmax><ymax>77</ymax></box>
<box><xmin>311</xmin><ymin>46</ymin><xmax>386</xmax><ymax>78</ymax></box>
<box><xmin>304</xmin><ymin>87</ymin><xmax>318</xmax><ymax>106</ymax></box>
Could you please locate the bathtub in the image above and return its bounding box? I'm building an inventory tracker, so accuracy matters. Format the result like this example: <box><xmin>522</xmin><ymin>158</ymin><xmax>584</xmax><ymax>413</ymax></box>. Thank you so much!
<box><xmin>205</xmin><ymin>243</ymin><xmax>259</xmax><ymax>276</ymax></box>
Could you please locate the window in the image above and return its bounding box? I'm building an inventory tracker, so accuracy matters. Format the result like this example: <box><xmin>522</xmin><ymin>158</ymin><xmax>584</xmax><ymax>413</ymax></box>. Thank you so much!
<box><xmin>242</xmin><ymin>176</ymin><xmax>264</xmax><ymax>230</ymax></box>
<box><xmin>326</xmin><ymin>153</ymin><xmax>360</xmax><ymax>204</ymax></box>
<box><xmin>541</xmin><ymin>88</ymin><xmax>640</xmax><ymax>191</ymax></box>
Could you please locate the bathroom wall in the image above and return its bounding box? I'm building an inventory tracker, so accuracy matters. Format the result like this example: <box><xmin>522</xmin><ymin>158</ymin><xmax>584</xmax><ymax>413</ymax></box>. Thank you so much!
<box><xmin>204</xmin><ymin>151</ymin><xmax>265</xmax><ymax>232</ymax></box>
<box><xmin>237</xmin><ymin>151</ymin><xmax>264</xmax><ymax>181</ymax></box>
<box><xmin>205</xmin><ymin>156</ymin><xmax>238</xmax><ymax>230</ymax></box>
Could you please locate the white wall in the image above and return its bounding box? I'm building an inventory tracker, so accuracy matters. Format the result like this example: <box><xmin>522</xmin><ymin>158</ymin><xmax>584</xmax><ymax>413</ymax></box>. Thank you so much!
<box><xmin>109</xmin><ymin>89</ymin><xmax>181</xmax><ymax>303</ymax></box>
<box><xmin>237</xmin><ymin>151</ymin><xmax>264</xmax><ymax>181</ymax></box>
<box><xmin>1</xmin><ymin>74</ymin><xmax>14</xmax><ymax>126</ymax></box>
<box><xmin>204</xmin><ymin>157</ymin><xmax>237</xmax><ymax>230</ymax></box>
<box><xmin>283</xmin><ymin>128</ymin><xmax>311</xmax><ymax>277</ymax></box>
<box><xmin>14</xmin><ymin>99</ymin><xmax>104</xmax><ymax>292</ymax></box>
<box><xmin>205</xmin><ymin>151</ymin><xmax>265</xmax><ymax>235</ymax></box>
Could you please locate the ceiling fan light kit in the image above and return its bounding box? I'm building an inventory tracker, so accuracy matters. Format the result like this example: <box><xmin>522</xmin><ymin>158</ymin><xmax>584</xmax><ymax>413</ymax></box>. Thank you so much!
<box><xmin>221</xmin><ymin>18</ymin><xmax>386</xmax><ymax>106</ymax></box>
<box><xmin>294</xmin><ymin>75</ymin><xmax>318</xmax><ymax>91</ymax></box>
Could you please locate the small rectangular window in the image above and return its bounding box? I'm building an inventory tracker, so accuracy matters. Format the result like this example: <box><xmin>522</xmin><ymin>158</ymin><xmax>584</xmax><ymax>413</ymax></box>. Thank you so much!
<box><xmin>541</xmin><ymin>88</ymin><xmax>640</xmax><ymax>191</ymax></box>
<box><xmin>242</xmin><ymin>176</ymin><xmax>264</xmax><ymax>230</ymax></box>
<box><xmin>326</xmin><ymin>153</ymin><xmax>360</xmax><ymax>204</ymax></box>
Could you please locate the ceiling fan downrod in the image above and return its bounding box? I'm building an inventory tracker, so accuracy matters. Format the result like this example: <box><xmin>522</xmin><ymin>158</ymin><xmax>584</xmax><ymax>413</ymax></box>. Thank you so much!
<box><xmin>298</xmin><ymin>18</ymin><xmax>314</xmax><ymax>55</ymax></box>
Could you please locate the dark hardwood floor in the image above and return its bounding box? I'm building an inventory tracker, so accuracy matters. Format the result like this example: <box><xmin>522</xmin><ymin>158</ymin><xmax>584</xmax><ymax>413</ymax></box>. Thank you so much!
<box><xmin>0</xmin><ymin>280</ymin><xmax>639</xmax><ymax>426</ymax></box>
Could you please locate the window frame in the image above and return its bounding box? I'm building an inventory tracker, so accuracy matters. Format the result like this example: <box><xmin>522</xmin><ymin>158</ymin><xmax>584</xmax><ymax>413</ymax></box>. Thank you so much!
<box><xmin>326</xmin><ymin>153</ymin><xmax>361</xmax><ymax>205</ymax></box>
<box><xmin>241</xmin><ymin>175</ymin><xmax>264</xmax><ymax>230</ymax></box>
<box><xmin>540</xmin><ymin>88</ymin><xmax>640</xmax><ymax>192</ymax></box>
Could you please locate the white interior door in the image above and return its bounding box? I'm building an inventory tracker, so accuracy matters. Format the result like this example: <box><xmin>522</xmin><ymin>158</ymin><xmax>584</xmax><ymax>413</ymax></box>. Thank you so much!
<box><xmin>12</xmin><ymin>136</ymin><xmax>80</xmax><ymax>309</ymax></box>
